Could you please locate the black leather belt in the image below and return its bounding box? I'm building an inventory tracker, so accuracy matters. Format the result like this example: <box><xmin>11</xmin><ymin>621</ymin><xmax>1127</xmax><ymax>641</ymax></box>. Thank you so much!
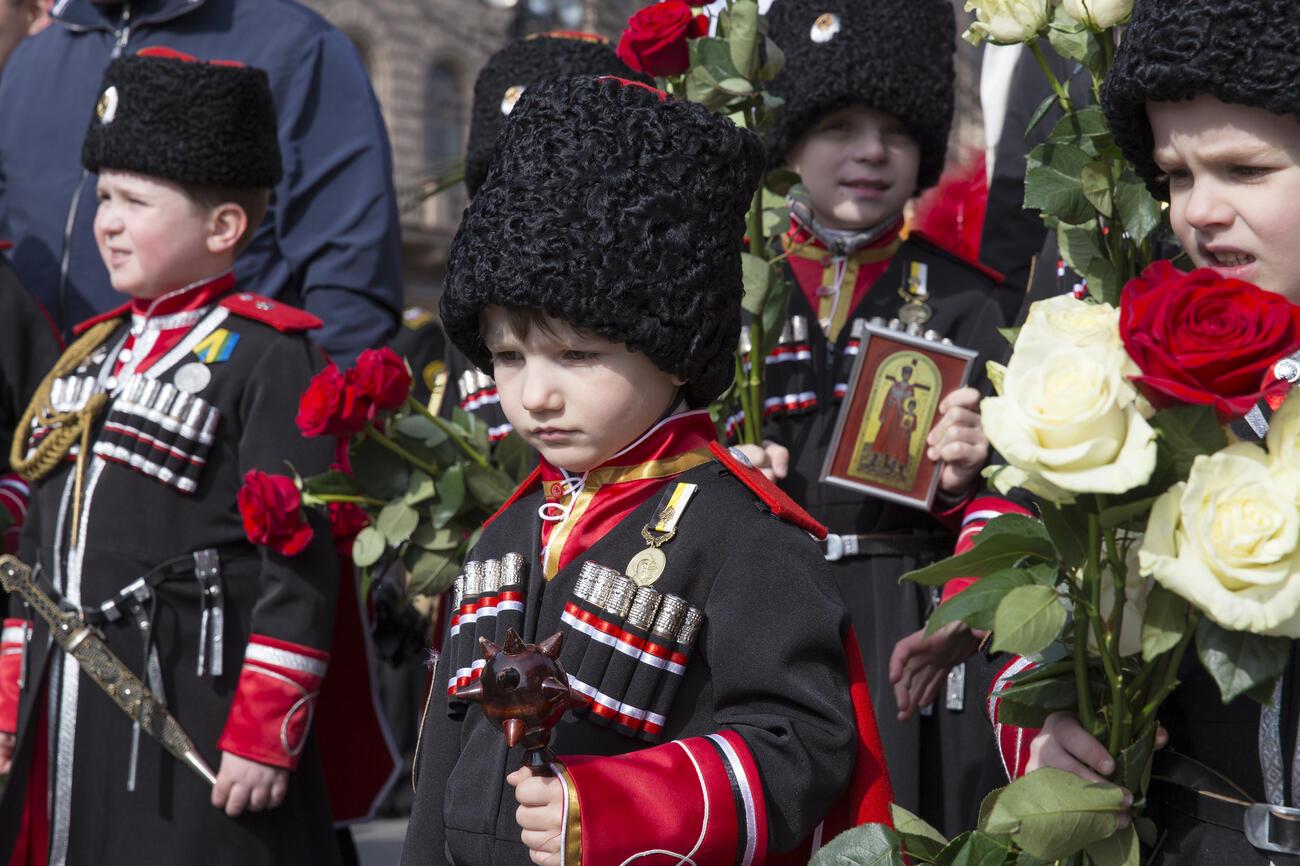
<box><xmin>820</xmin><ymin>531</ymin><xmax>949</xmax><ymax>561</ymax></box>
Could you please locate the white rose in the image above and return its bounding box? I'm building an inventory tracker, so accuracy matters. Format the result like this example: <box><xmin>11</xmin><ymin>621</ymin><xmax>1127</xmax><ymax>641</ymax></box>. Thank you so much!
<box><xmin>963</xmin><ymin>0</ymin><xmax>1050</xmax><ymax>45</ymax></box>
<box><xmin>1267</xmin><ymin>390</ymin><xmax>1300</xmax><ymax>504</ymax></box>
<box><xmin>1017</xmin><ymin>294</ymin><xmax>1122</xmax><ymax>354</ymax></box>
<box><xmin>1058</xmin><ymin>0</ymin><xmax>1133</xmax><ymax>30</ymax></box>
<box><xmin>1139</xmin><ymin>444</ymin><xmax>1300</xmax><ymax>637</ymax></box>
<box><xmin>982</xmin><ymin>342</ymin><xmax>1157</xmax><ymax>502</ymax></box>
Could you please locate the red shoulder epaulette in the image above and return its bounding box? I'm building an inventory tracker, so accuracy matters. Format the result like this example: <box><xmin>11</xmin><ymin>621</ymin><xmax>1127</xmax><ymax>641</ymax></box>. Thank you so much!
<box><xmin>708</xmin><ymin>441</ymin><xmax>827</xmax><ymax>540</ymax></box>
<box><xmin>908</xmin><ymin>230</ymin><xmax>1007</xmax><ymax>285</ymax></box>
<box><xmin>72</xmin><ymin>300</ymin><xmax>131</xmax><ymax>335</ymax></box>
<box><xmin>221</xmin><ymin>293</ymin><xmax>323</xmax><ymax>332</ymax></box>
<box><xmin>482</xmin><ymin>466</ymin><xmax>542</xmax><ymax>532</ymax></box>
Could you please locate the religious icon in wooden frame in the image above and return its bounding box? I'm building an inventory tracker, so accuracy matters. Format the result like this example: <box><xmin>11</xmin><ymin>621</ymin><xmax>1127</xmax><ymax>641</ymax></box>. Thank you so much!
<box><xmin>820</xmin><ymin>321</ymin><xmax>978</xmax><ymax>510</ymax></box>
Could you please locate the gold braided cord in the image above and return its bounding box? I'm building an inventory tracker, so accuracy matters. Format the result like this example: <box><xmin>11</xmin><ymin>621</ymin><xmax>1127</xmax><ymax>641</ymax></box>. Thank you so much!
<box><xmin>9</xmin><ymin>319</ymin><xmax>121</xmax><ymax>485</ymax></box>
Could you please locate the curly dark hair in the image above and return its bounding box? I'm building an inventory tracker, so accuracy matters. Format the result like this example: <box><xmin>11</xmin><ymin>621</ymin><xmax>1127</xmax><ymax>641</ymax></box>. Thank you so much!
<box><xmin>464</xmin><ymin>33</ymin><xmax>648</xmax><ymax>197</ymax></box>
<box><xmin>765</xmin><ymin>0</ymin><xmax>955</xmax><ymax>191</ymax></box>
<box><xmin>442</xmin><ymin>75</ymin><xmax>765</xmax><ymax>407</ymax></box>
<box><xmin>1102</xmin><ymin>0</ymin><xmax>1300</xmax><ymax>200</ymax></box>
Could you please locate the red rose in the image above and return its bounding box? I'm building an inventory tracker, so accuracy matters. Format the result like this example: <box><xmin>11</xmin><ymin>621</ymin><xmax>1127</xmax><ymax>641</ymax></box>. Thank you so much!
<box><xmin>328</xmin><ymin>501</ymin><xmax>370</xmax><ymax>555</ymax></box>
<box><xmin>1120</xmin><ymin>260</ymin><xmax>1300</xmax><ymax>420</ymax></box>
<box><xmin>352</xmin><ymin>347</ymin><xmax>412</xmax><ymax>414</ymax></box>
<box><xmin>616</xmin><ymin>1</ymin><xmax>709</xmax><ymax>78</ymax></box>
<box><xmin>237</xmin><ymin>470</ymin><xmax>314</xmax><ymax>557</ymax></box>
<box><xmin>295</xmin><ymin>364</ymin><xmax>370</xmax><ymax>438</ymax></box>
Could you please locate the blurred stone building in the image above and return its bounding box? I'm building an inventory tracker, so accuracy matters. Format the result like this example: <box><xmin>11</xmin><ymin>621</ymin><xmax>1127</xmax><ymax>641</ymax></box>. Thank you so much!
<box><xmin>302</xmin><ymin>0</ymin><xmax>982</xmax><ymax>309</ymax></box>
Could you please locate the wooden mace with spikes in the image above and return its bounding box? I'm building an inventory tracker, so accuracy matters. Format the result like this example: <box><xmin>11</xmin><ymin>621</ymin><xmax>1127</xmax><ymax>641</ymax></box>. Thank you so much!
<box><xmin>456</xmin><ymin>628</ymin><xmax>584</xmax><ymax>775</ymax></box>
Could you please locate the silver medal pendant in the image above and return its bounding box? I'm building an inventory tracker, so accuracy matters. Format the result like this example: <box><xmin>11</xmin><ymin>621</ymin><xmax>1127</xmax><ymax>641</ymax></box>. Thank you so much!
<box><xmin>173</xmin><ymin>362</ymin><xmax>212</xmax><ymax>395</ymax></box>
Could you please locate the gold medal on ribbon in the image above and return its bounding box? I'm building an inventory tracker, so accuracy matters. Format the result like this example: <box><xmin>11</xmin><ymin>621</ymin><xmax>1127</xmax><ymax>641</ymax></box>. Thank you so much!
<box><xmin>898</xmin><ymin>261</ymin><xmax>932</xmax><ymax>326</ymax></box>
<box><xmin>626</xmin><ymin>482</ymin><xmax>697</xmax><ymax>587</ymax></box>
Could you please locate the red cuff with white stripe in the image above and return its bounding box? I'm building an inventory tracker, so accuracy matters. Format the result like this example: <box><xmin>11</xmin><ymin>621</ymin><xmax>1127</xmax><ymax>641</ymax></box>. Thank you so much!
<box><xmin>0</xmin><ymin>473</ymin><xmax>30</xmax><ymax>556</ymax></box>
<box><xmin>941</xmin><ymin>495</ymin><xmax>1036</xmax><ymax>602</ymax></box>
<box><xmin>560</xmin><ymin>731</ymin><xmax>768</xmax><ymax>866</ymax></box>
<box><xmin>987</xmin><ymin>655</ymin><xmax>1039</xmax><ymax>781</ymax></box>
<box><xmin>218</xmin><ymin>634</ymin><xmax>329</xmax><ymax>770</ymax></box>
<box><xmin>0</xmin><ymin>618</ymin><xmax>28</xmax><ymax>733</ymax></box>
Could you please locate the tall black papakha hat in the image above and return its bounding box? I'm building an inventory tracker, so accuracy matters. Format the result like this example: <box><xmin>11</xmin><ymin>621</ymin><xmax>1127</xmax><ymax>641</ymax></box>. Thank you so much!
<box><xmin>764</xmin><ymin>0</ymin><xmax>955</xmax><ymax>191</ymax></box>
<box><xmin>442</xmin><ymin>75</ymin><xmax>764</xmax><ymax>407</ymax></box>
<box><xmin>82</xmin><ymin>46</ymin><xmax>282</xmax><ymax>188</ymax></box>
<box><xmin>463</xmin><ymin>32</ymin><xmax>648</xmax><ymax>197</ymax></box>
<box><xmin>1102</xmin><ymin>0</ymin><xmax>1300</xmax><ymax>200</ymax></box>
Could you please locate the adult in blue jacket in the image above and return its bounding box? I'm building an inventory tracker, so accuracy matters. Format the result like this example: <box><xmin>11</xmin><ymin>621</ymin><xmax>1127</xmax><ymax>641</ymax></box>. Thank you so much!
<box><xmin>0</xmin><ymin>0</ymin><xmax>402</xmax><ymax>365</ymax></box>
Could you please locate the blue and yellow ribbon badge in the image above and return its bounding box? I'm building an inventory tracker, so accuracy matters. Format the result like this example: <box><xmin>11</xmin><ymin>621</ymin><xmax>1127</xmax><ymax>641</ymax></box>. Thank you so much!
<box><xmin>193</xmin><ymin>328</ymin><xmax>240</xmax><ymax>364</ymax></box>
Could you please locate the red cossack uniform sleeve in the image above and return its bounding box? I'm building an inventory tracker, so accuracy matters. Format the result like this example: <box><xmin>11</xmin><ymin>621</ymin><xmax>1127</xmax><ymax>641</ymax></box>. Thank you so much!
<box><xmin>940</xmin><ymin>494</ymin><xmax>1036</xmax><ymax>602</ymax></box>
<box><xmin>218</xmin><ymin>634</ymin><xmax>329</xmax><ymax>770</ymax></box>
<box><xmin>0</xmin><ymin>617</ymin><xmax>28</xmax><ymax>734</ymax></box>
<box><xmin>987</xmin><ymin>655</ymin><xmax>1039</xmax><ymax>781</ymax></box>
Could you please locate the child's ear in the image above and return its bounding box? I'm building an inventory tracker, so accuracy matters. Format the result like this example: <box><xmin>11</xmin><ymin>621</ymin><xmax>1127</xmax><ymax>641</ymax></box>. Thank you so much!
<box><xmin>207</xmin><ymin>203</ymin><xmax>248</xmax><ymax>256</ymax></box>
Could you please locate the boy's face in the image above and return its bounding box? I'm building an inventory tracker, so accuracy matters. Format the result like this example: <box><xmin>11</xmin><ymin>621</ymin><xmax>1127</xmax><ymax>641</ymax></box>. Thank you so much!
<box><xmin>94</xmin><ymin>169</ymin><xmax>223</xmax><ymax>300</ymax></box>
<box><xmin>1148</xmin><ymin>95</ymin><xmax>1300</xmax><ymax>303</ymax></box>
<box><xmin>786</xmin><ymin>105</ymin><xmax>920</xmax><ymax>232</ymax></box>
<box><xmin>481</xmin><ymin>306</ymin><xmax>682</xmax><ymax>473</ymax></box>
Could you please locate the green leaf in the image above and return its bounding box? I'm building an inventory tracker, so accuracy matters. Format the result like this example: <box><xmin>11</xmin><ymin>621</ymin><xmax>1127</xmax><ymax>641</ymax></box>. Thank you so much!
<box><xmin>1151</xmin><ymin>405</ymin><xmax>1228</xmax><ymax>482</ymax></box>
<box><xmin>1140</xmin><ymin>584</ymin><xmax>1189</xmax><ymax>662</ymax></box>
<box><xmin>435</xmin><ymin>463</ymin><xmax>466</xmax><ymax>522</ymax></box>
<box><xmin>453</xmin><ymin>407</ymin><xmax>491</xmax><ymax>455</ymax></box>
<box><xmin>351</xmin><ymin>526</ymin><xmax>386</xmax><ymax>568</ymax></box>
<box><xmin>726</xmin><ymin>0</ymin><xmax>759</xmax><ymax>79</ymax></box>
<box><xmin>493</xmin><ymin>432</ymin><xmax>535</xmax><ymax>483</ymax></box>
<box><xmin>904</xmin><ymin>517</ymin><xmax>1056</xmax><ymax>587</ymax></box>
<box><xmin>411</xmin><ymin>523</ymin><xmax>460</xmax><ymax>551</ymax></box>
<box><xmin>1024</xmin><ymin>141</ymin><xmax>1094</xmax><ymax>225</ymax></box>
<box><xmin>998</xmin><ymin>326</ymin><xmax>1021</xmax><ymax>345</ymax></box>
<box><xmin>1047</xmin><ymin>22</ymin><xmax>1107</xmax><ymax>80</ymax></box>
<box><xmin>926</xmin><ymin>568</ymin><xmax>1037</xmax><ymax>636</ymax></box>
<box><xmin>348</xmin><ymin>437</ymin><xmax>410</xmax><ymax>500</ymax></box>
<box><xmin>994</xmin><ymin>672</ymin><xmax>1081</xmax><ymax>728</ymax></box>
<box><xmin>890</xmin><ymin>804</ymin><xmax>947</xmax><ymax>861</ymax></box>
<box><xmin>1039</xmin><ymin>501</ymin><xmax>1087</xmax><ymax>569</ymax></box>
<box><xmin>1080</xmin><ymin>160</ymin><xmax>1115</xmax><ymax>218</ymax></box>
<box><xmin>393</xmin><ymin>414</ymin><xmax>439</xmax><ymax>442</ymax></box>
<box><xmin>945</xmin><ymin>831</ymin><xmax>1016</xmax><ymax>866</ymax></box>
<box><xmin>757</xmin><ymin>34</ymin><xmax>785</xmax><ymax>80</ymax></box>
<box><xmin>689</xmin><ymin>35</ymin><xmax>742</xmax><ymax>81</ymax></box>
<box><xmin>1084</xmin><ymin>825</ymin><xmax>1139</xmax><ymax>866</ymax></box>
<box><xmin>406</xmin><ymin>549</ymin><xmax>461</xmax><ymax>596</ymax></box>
<box><xmin>404</xmin><ymin>470</ymin><xmax>436</xmax><ymax>505</ymax></box>
<box><xmin>716</xmin><ymin>77</ymin><xmax>754</xmax><ymax>96</ymax></box>
<box><xmin>300</xmin><ymin>469</ymin><xmax>357</xmax><ymax>498</ymax></box>
<box><xmin>1046</xmin><ymin>106</ymin><xmax>1112</xmax><ymax>149</ymax></box>
<box><xmin>685</xmin><ymin>64</ymin><xmax>729</xmax><ymax>111</ymax></box>
<box><xmin>740</xmin><ymin>252</ymin><xmax>771</xmax><ymax>316</ymax></box>
<box><xmin>1195</xmin><ymin>618</ymin><xmax>1290</xmax><ymax>703</ymax></box>
<box><xmin>807</xmin><ymin>822</ymin><xmax>905</xmax><ymax>866</ymax></box>
<box><xmin>991</xmin><ymin>585</ymin><xmax>1067</xmax><ymax>657</ymax></box>
<box><xmin>1113</xmin><ymin>170</ymin><xmax>1163</xmax><ymax>246</ymax></box>
<box><xmin>765</xmin><ymin>168</ymin><xmax>801</xmax><ymax>196</ymax></box>
<box><xmin>377</xmin><ymin>501</ymin><xmax>419</xmax><ymax>545</ymax></box>
<box><xmin>466</xmin><ymin>463</ymin><xmax>516</xmax><ymax>508</ymax></box>
<box><xmin>1025</xmin><ymin>91</ymin><xmax>1058</xmax><ymax>138</ymax></box>
<box><xmin>981</xmin><ymin>768</ymin><xmax>1128</xmax><ymax>859</ymax></box>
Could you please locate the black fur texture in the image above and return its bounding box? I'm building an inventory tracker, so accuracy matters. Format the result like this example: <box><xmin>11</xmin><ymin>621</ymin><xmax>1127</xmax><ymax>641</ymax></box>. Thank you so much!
<box><xmin>442</xmin><ymin>75</ymin><xmax>765</xmax><ymax>407</ymax></box>
<box><xmin>82</xmin><ymin>51</ymin><xmax>281</xmax><ymax>188</ymax></box>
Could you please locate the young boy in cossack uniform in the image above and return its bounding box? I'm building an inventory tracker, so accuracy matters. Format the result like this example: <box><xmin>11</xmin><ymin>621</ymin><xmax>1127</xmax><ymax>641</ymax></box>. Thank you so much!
<box><xmin>0</xmin><ymin>49</ymin><xmax>377</xmax><ymax>865</ymax></box>
<box><xmin>741</xmin><ymin>0</ymin><xmax>1027</xmax><ymax>835</ymax></box>
<box><xmin>400</xmin><ymin>74</ymin><xmax>893</xmax><ymax>866</ymax></box>
<box><xmin>989</xmin><ymin>1</ymin><xmax>1300</xmax><ymax>862</ymax></box>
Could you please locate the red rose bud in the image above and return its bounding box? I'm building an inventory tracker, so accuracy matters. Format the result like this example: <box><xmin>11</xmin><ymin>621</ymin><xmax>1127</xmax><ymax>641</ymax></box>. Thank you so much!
<box><xmin>616</xmin><ymin>1</ymin><xmax>709</xmax><ymax>78</ymax></box>
<box><xmin>1120</xmin><ymin>260</ymin><xmax>1300</xmax><ymax>420</ymax></box>
<box><xmin>352</xmin><ymin>346</ymin><xmax>413</xmax><ymax>414</ymax></box>
<box><xmin>237</xmin><ymin>470</ymin><xmax>314</xmax><ymax>557</ymax></box>
<box><xmin>328</xmin><ymin>501</ymin><xmax>370</xmax><ymax>554</ymax></box>
<box><xmin>296</xmin><ymin>364</ymin><xmax>371</xmax><ymax>438</ymax></box>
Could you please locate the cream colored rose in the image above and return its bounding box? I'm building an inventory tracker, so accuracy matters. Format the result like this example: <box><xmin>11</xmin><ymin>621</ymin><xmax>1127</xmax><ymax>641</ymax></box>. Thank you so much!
<box><xmin>1140</xmin><ymin>444</ymin><xmax>1300</xmax><ymax>637</ymax></box>
<box><xmin>963</xmin><ymin>0</ymin><xmax>1050</xmax><ymax>45</ymax></box>
<box><xmin>1268</xmin><ymin>390</ymin><xmax>1300</xmax><ymax>504</ymax></box>
<box><xmin>1059</xmin><ymin>0</ymin><xmax>1133</xmax><ymax>29</ymax></box>
<box><xmin>1018</xmin><ymin>295</ymin><xmax>1121</xmax><ymax>353</ymax></box>
<box><xmin>982</xmin><ymin>341</ymin><xmax>1157</xmax><ymax>502</ymax></box>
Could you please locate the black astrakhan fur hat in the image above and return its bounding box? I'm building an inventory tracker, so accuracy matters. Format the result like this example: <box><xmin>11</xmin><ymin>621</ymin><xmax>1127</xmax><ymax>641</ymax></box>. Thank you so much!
<box><xmin>463</xmin><ymin>32</ymin><xmax>648</xmax><ymax>197</ymax></box>
<box><xmin>764</xmin><ymin>0</ymin><xmax>955</xmax><ymax>190</ymax></box>
<box><xmin>1102</xmin><ymin>0</ymin><xmax>1300</xmax><ymax>200</ymax></box>
<box><xmin>441</xmin><ymin>75</ymin><xmax>765</xmax><ymax>408</ymax></box>
<box><xmin>82</xmin><ymin>47</ymin><xmax>281</xmax><ymax>188</ymax></box>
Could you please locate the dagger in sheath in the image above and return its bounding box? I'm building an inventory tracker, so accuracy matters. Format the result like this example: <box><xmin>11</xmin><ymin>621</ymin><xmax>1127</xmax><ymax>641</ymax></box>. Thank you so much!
<box><xmin>0</xmin><ymin>554</ymin><xmax>218</xmax><ymax>786</ymax></box>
